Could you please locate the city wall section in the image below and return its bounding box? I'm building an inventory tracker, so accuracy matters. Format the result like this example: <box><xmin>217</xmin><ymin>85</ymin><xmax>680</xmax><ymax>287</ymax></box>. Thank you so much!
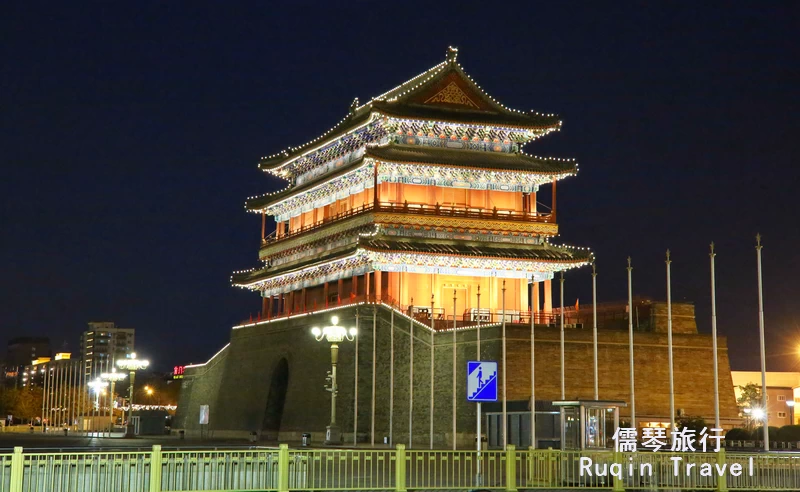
<box><xmin>176</xmin><ymin>303</ymin><xmax>740</xmax><ymax>446</ymax></box>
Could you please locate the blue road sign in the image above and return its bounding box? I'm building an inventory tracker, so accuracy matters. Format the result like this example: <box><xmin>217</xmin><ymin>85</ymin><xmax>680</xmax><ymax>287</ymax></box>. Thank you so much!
<box><xmin>467</xmin><ymin>361</ymin><xmax>498</xmax><ymax>402</ymax></box>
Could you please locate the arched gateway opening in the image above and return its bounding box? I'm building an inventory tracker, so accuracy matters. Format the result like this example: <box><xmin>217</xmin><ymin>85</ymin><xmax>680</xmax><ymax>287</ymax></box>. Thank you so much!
<box><xmin>262</xmin><ymin>358</ymin><xmax>289</xmax><ymax>440</ymax></box>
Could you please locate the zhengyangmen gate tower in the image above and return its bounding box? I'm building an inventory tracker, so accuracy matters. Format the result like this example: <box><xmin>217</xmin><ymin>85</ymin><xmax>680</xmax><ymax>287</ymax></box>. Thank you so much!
<box><xmin>176</xmin><ymin>48</ymin><xmax>740</xmax><ymax>447</ymax></box>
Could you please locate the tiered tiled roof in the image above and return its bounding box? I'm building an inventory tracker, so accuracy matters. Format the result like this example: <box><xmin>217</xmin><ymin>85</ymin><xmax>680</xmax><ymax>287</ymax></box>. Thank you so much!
<box><xmin>232</xmin><ymin>236</ymin><xmax>591</xmax><ymax>287</ymax></box>
<box><xmin>258</xmin><ymin>47</ymin><xmax>561</xmax><ymax>174</ymax></box>
<box><xmin>367</xmin><ymin>144</ymin><xmax>575</xmax><ymax>174</ymax></box>
<box><xmin>246</xmin><ymin>143</ymin><xmax>576</xmax><ymax>212</ymax></box>
<box><xmin>360</xmin><ymin>238</ymin><xmax>590</xmax><ymax>262</ymax></box>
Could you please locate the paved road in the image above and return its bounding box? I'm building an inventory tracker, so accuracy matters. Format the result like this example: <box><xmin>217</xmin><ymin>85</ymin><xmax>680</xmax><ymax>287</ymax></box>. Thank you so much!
<box><xmin>0</xmin><ymin>433</ymin><xmax>273</xmax><ymax>451</ymax></box>
<box><xmin>0</xmin><ymin>432</ymin><xmax>402</xmax><ymax>451</ymax></box>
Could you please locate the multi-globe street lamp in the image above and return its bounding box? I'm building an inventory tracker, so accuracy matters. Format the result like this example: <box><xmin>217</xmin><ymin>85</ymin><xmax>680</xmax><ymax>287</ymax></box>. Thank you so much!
<box><xmin>311</xmin><ymin>315</ymin><xmax>357</xmax><ymax>445</ymax></box>
<box><xmin>101</xmin><ymin>368</ymin><xmax>127</xmax><ymax>430</ymax></box>
<box><xmin>116</xmin><ymin>353</ymin><xmax>149</xmax><ymax>436</ymax></box>
<box><xmin>87</xmin><ymin>379</ymin><xmax>109</xmax><ymax>419</ymax></box>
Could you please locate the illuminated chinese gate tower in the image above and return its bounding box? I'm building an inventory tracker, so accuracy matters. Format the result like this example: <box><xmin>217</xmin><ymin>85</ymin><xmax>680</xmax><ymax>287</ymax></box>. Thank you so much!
<box><xmin>233</xmin><ymin>47</ymin><xmax>591</xmax><ymax>325</ymax></box>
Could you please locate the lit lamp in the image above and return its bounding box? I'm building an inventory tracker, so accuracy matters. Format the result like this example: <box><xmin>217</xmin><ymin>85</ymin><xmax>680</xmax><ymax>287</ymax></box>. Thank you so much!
<box><xmin>116</xmin><ymin>353</ymin><xmax>149</xmax><ymax>437</ymax></box>
<box><xmin>87</xmin><ymin>379</ymin><xmax>109</xmax><ymax>415</ymax></box>
<box><xmin>101</xmin><ymin>368</ymin><xmax>127</xmax><ymax>430</ymax></box>
<box><xmin>311</xmin><ymin>315</ymin><xmax>357</xmax><ymax>444</ymax></box>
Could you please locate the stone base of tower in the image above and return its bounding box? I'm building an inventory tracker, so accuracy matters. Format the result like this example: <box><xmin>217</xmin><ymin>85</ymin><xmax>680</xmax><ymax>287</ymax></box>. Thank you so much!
<box><xmin>175</xmin><ymin>303</ymin><xmax>742</xmax><ymax>447</ymax></box>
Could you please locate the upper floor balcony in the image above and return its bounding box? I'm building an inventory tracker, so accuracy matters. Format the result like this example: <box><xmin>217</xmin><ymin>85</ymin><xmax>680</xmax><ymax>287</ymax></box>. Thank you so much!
<box><xmin>261</xmin><ymin>201</ymin><xmax>555</xmax><ymax>247</ymax></box>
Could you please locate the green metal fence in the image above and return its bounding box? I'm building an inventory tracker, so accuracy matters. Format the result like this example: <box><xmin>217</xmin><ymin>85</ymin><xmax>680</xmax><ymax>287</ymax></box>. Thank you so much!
<box><xmin>5</xmin><ymin>444</ymin><xmax>800</xmax><ymax>491</ymax></box>
<box><xmin>21</xmin><ymin>450</ymin><xmax>151</xmax><ymax>492</ymax></box>
<box><xmin>159</xmin><ymin>448</ymin><xmax>279</xmax><ymax>491</ymax></box>
<box><xmin>288</xmin><ymin>448</ymin><xmax>395</xmax><ymax>490</ymax></box>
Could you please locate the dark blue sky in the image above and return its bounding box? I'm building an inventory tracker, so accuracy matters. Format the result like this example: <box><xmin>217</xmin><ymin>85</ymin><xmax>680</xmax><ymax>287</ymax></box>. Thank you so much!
<box><xmin>1</xmin><ymin>2</ymin><xmax>798</xmax><ymax>372</ymax></box>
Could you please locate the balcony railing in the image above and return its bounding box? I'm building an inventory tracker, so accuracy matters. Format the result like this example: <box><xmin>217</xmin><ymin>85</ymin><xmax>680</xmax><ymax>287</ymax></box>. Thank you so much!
<box><xmin>241</xmin><ymin>294</ymin><xmax>574</xmax><ymax>331</ymax></box>
<box><xmin>262</xmin><ymin>201</ymin><xmax>554</xmax><ymax>246</ymax></box>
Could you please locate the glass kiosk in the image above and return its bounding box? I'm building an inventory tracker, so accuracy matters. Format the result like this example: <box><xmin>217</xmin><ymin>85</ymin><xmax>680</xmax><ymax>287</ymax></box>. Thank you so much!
<box><xmin>551</xmin><ymin>400</ymin><xmax>626</xmax><ymax>487</ymax></box>
<box><xmin>552</xmin><ymin>400</ymin><xmax>625</xmax><ymax>450</ymax></box>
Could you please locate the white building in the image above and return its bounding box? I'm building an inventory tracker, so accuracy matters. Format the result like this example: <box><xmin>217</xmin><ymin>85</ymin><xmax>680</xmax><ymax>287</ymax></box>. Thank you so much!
<box><xmin>731</xmin><ymin>371</ymin><xmax>800</xmax><ymax>427</ymax></box>
<box><xmin>80</xmin><ymin>321</ymin><xmax>135</xmax><ymax>380</ymax></box>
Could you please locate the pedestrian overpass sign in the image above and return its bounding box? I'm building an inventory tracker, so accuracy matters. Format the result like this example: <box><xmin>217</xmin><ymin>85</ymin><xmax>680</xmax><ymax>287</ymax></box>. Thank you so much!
<box><xmin>467</xmin><ymin>361</ymin><xmax>497</xmax><ymax>402</ymax></box>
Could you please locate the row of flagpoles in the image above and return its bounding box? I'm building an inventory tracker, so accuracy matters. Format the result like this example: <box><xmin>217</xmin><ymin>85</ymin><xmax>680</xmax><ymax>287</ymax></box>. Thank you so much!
<box><xmin>339</xmin><ymin>235</ymin><xmax>769</xmax><ymax>451</ymax></box>
<box><xmin>527</xmin><ymin>235</ymin><xmax>769</xmax><ymax>449</ymax></box>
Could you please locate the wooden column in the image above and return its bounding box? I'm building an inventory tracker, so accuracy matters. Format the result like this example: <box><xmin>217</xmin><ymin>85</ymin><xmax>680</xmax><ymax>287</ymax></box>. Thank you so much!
<box><xmin>366</xmin><ymin>272</ymin><xmax>371</xmax><ymax>301</ymax></box>
<box><xmin>262</xmin><ymin>296</ymin><xmax>268</xmax><ymax>318</ymax></box>
<box><xmin>337</xmin><ymin>278</ymin><xmax>344</xmax><ymax>304</ymax></box>
<box><xmin>373</xmin><ymin>162</ymin><xmax>379</xmax><ymax>207</ymax></box>
<box><xmin>389</xmin><ymin>271</ymin><xmax>400</xmax><ymax>305</ymax></box>
<box><xmin>301</xmin><ymin>287</ymin><xmax>307</xmax><ymax>312</ymax></box>
<box><xmin>543</xmin><ymin>280</ymin><xmax>553</xmax><ymax>317</ymax></box>
<box><xmin>551</xmin><ymin>178</ymin><xmax>557</xmax><ymax>222</ymax></box>
<box><xmin>323</xmin><ymin>282</ymin><xmax>329</xmax><ymax>307</ymax></box>
<box><xmin>288</xmin><ymin>291</ymin><xmax>295</xmax><ymax>315</ymax></box>
<box><xmin>261</xmin><ymin>212</ymin><xmax>266</xmax><ymax>241</ymax></box>
<box><xmin>267</xmin><ymin>295</ymin><xmax>273</xmax><ymax>318</ymax></box>
<box><xmin>352</xmin><ymin>274</ymin><xmax>358</xmax><ymax>298</ymax></box>
<box><xmin>374</xmin><ymin>271</ymin><xmax>382</xmax><ymax>303</ymax></box>
<box><xmin>531</xmin><ymin>191</ymin><xmax>537</xmax><ymax>214</ymax></box>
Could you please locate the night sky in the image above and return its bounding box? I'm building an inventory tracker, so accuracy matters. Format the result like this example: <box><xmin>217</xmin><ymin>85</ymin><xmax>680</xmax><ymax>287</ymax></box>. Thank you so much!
<box><xmin>2</xmin><ymin>2</ymin><xmax>798</xmax><ymax>373</ymax></box>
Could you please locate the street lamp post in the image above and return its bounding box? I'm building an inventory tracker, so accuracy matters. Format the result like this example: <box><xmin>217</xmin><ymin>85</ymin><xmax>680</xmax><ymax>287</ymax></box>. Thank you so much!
<box><xmin>311</xmin><ymin>315</ymin><xmax>357</xmax><ymax>445</ymax></box>
<box><xmin>743</xmin><ymin>407</ymin><xmax>753</xmax><ymax>431</ymax></box>
<box><xmin>87</xmin><ymin>379</ymin><xmax>108</xmax><ymax>433</ymax></box>
<box><xmin>116</xmin><ymin>353</ymin><xmax>149</xmax><ymax>437</ymax></box>
<box><xmin>751</xmin><ymin>407</ymin><xmax>765</xmax><ymax>434</ymax></box>
<box><xmin>101</xmin><ymin>368</ymin><xmax>126</xmax><ymax>432</ymax></box>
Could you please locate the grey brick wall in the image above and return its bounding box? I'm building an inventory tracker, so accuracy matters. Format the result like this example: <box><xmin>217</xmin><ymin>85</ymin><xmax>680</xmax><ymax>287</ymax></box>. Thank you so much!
<box><xmin>176</xmin><ymin>304</ymin><xmax>739</xmax><ymax>445</ymax></box>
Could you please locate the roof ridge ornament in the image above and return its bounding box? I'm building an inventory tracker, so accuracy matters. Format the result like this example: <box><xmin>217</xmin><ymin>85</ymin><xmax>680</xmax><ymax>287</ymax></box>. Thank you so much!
<box><xmin>349</xmin><ymin>97</ymin><xmax>359</xmax><ymax>116</ymax></box>
<box><xmin>424</xmin><ymin>81</ymin><xmax>479</xmax><ymax>108</ymax></box>
<box><xmin>446</xmin><ymin>46</ymin><xmax>459</xmax><ymax>63</ymax></box>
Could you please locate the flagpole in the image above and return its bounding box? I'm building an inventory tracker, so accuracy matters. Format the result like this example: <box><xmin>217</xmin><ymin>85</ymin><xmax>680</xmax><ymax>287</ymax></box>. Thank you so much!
<box><xmin>560</xmin><ymin>272</ymin><xmax>565</xmax><ymax>400</ymax></box>
<box><xmin>756</xmin><ymin>234</ymin><xmax>768</xmax><ymax>451</ymax></box>
<box><xmin>666</xmin><ymin>250</ymin><xmax>675</xmax><ymax>433</ymax></box>
<box><xmin>41</xmin><ymin>363</ymin><xmax>48</xmax><ymax>432</ymax></box>
<box><xmin>627</xmin><ymin>257</ymin><xmax>636</xmax><ymax>429</ymax></box>
<box><xmin>409</xmin><ymin>298</ymin><xmax>414</xmax><ymax>448</ymax></box>
<box><xmin>430</xmin><ymin>294</ymin><xmax>435</xmax><ymax>450</ymax></box>
<box><xmin>592</xmin><ymin>262</ymin><xmax>598</xmax><ymax>400</ymax></box>
<box><xmin>476</xmin><ymin>286</ymin><xmax>482</xmax><ymax>484</ymax></box>
<box><xmin>530</xmin><ymin>276</ymin><xmax>537</xmax><ymax>448</ymax></box>
<box><xmin>353</xmin><ymin>309</ymin><xmax>359</xmax><ymax>446</ymax></box>
<box><xmin>502</xmin><ymin>280</ymin><xmax>507</xmax><ymax>448</ymax></box>
<box><xmin>371</xmin><ymin>304</ymin><xmax>377</xmax><ymax>447</ymax></box>
<box><xmin>710</xmin><ymin>242</ymin><xmax>720</xmax><ymax>430</ymax></box>
<box><xmin>389</xmin><ymin>299</ymin><xmax>395</xmax><ymax>446</ymax></box>
<box><xmin>452</xmin><ymin>289</ymin><xmax>457</xmax><ymax>450</ymax></box>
